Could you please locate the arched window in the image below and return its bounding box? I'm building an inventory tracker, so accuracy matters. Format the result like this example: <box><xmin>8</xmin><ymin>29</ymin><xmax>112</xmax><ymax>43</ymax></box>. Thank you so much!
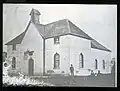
<box><xmin>103</xmin><ymin>60</ymin><xmax>105</xmax><ymax>69</ymax></box>
<box><xmin>12</xmin><ymin>57</ymin><xmax>16</xmax><ymax>69</ymax></box>
<box><xmin>79</xmin><ymin>53</ymin><xmax>84</xmax><ymax>69</ymax></box>
<box><xmin>54</xmin><ymin>53</ymin><xmax>60</xmax><ymax>69</ymax></box>
<box><xmin>95</xmin><ymin>59</ymin><xmax>98</xmax><ymax>69</ymax></box>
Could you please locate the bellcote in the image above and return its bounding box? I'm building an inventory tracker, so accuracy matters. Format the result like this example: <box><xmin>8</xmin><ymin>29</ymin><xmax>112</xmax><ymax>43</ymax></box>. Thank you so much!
<box><xmin>30</xmin><ymin>8</ymin><xmax>41</xmax><ymax>24</ymax></box>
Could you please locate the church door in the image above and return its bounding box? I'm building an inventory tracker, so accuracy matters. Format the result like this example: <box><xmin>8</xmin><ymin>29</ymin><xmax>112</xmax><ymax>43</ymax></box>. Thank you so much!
<box><xmin>28</xmin><ymin>58</ymin><xmax>34</xmax><ymax>76</ymax></box>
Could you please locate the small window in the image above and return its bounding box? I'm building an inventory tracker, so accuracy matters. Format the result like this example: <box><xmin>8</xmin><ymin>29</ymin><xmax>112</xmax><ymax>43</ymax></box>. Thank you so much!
<box><xmin>12</xmin><ymin>44</ymin><xmax>16</xmax><ymax>50</ymax></box>
<box><xmin>103</xmin><ymin>60</ymin><xmax>105</xmax><ymax>69</ymax></box>
<box><xmin>54</xmin><ymin>36</ymin><xmax>60</xmax><ymax>44</ymax></box>
<box><xmin>95</xmin><ymin>59</ymin><xmax>98</xmax><ymax>69</ymax></box>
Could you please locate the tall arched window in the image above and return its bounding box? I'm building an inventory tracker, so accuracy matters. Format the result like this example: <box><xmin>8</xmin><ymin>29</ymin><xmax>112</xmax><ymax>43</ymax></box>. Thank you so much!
<box><xmin>54</xmin><ymin>53</ymin><xmax>60</xmax><ymax>69</ymax></box>
<box><xmin>79</xmin><ymin>53</ymin><xmax>84</xmax><ymax>69</ymax></box>
<box><xmin>12</xmin><ymin>57</ymin><xmax>16</xmax><ymax>69</ymax></box>
<box><xmin>103</xmin><ymin>60</ymin><xmax>105</xmax><ymax>69</ymax></box>
<box><xmin>95</xmin><ymin>59</ymin><xmax>98</xmax><ymax>69</ymax></box>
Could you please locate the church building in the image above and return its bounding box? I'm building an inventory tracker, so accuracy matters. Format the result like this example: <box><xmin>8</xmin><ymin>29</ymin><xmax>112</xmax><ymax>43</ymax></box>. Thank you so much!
<box><xmin>5</xmin><ymin>9</ymin><xmax>112</xmax><ymax>76</ymax></box>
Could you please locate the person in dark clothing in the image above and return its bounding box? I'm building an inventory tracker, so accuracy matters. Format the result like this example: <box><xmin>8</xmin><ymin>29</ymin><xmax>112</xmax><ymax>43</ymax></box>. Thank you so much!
<box><xmin>70</xmin><ymin>64</ymin><xmax>74</xmax><ymax>76</ymax></box>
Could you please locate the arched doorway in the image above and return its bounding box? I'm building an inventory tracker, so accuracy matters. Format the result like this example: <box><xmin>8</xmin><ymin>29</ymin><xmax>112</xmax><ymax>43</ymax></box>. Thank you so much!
<box><xmin>28</xmin><ymin>57</ymin><xmax>34</xmax><ymax>76</ymax></box>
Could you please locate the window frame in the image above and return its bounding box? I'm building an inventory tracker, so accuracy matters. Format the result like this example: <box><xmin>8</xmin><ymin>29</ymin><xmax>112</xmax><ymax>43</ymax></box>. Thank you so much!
<box><xmin>53</xmin><ymin>53</ymin><xmax>60</xmax><ymax>69</ymax></box>
<box><xmin>103</xmin><ymin>60</ymin><xmax>105</xmax><ymax>69</ymax></box>
<box><xmin>12</xmin><ymin>57</ymin><xmax>16</xmax><ymax>69</ymax></box>
<box><xmin>79</xmin><ymin>53</ymin><xmax>84</xmax><ymax>69</ymax></box>
<box><xmin>54</xmin><ymin>36</ymin><xmax>60</xmax><ymax>44</ymax></box>
<box><xmin>95</xmin><ymin>59</ymin><xmax>98</xmax><ymax>69</ymax></box>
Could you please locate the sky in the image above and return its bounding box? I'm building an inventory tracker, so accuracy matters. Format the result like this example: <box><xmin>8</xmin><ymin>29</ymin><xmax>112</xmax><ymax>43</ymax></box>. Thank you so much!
<box><xmin>3</xmin><ymin>4</ymin><xmax>117</xmax><ymax>60</ymax></box>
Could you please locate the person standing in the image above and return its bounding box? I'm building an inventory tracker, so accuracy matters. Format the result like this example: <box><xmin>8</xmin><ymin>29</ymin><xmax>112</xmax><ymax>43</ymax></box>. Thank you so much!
<box><xmin>70</xmin><ymin>64</ymin><xmax>74</xmax><ymax>76</ymax></box>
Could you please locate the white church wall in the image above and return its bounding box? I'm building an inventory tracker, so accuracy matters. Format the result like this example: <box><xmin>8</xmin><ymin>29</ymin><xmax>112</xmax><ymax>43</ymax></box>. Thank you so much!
<box><xmin>67</xmin><ymin>35</ymin><xmax>111</xmax><ymax>75</ymax></box>
<box><xmin>18</xmin><ymin>22</ymin><xmax>43</xmax><ymax>75</ymax></box>
<box><xmin>68</xmin><ymin>35</ymin><xmax>92</xmax><ymax>76</ymax></box>
<box><xmin>45</xmin><ymin>35</ymin><xmax>70</xmax><ymax>74</ymax></box>
<box><xmin>7</xmin><ymin>44</ymin><xmax>22</xmax><ymax>73</ymax></box>
<box><xmin>91</xmin><ymin>48</ymin><xmax>111</xmax><ymax>74</ymax></box>
<box><xmin>7</xmin><ymin>45</ymin><xmax>13</xmax><ymax>62</ymax></box>
<box><xmin>45</xmin><ymin>34</ymin><xmax>94</xmax><ymax>76</ymax></box>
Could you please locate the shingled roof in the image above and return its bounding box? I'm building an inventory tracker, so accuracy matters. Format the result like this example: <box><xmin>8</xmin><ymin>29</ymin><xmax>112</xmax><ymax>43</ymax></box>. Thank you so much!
<box><xmin>91</xmin><ymin>39</ymin><xmax>111</xmax><ymax>52</ymax></box>
<box><xmin>34</xmin><ymin>19</ymin><xmax>92</xmax><ymax>40</ymax></box>
<box><xmin>5</xmin><ymin>19</ymin><xmax>111</xmax><ymax>52</ymax></box>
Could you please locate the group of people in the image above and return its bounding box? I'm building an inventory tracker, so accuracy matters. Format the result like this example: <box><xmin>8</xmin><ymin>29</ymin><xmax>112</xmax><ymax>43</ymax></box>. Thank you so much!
<box><xmin>69</xmin><ymin>64</ymin><xmax>100</xmax><ymax>76</ymax></box>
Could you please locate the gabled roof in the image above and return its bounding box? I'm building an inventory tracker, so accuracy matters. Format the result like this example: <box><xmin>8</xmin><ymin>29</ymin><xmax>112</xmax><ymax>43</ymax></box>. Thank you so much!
<box><xmin>5</xmin><ymin>19</ymin><xmax>111</xmax><ymax>52</ymax></box>
<box><xmin>91</xmin><ymin>39</ymin><xmax>111</xmax><ymax>52</ymax></box>
<box><xmin>35</xmin><ymin>19</ymin><xmax>92</xmax><ymax>40</ymax></box>
<box><xmin>30</xmin><ymin>8</ymin><xmax>41</xmax><ymax>15</ymax></box>
<box><xmin>5</xmin><ymin>31</ymin><xmax>26</xmax><ymax>45</ymax></box>
<box><xmin>34</xmin><ymin>23</ymin><xmax>45</xmax><ymax>37</ymax></box>
<box><xmin>44</xmin><ymin>19</ymin><xmax>69</xmax><ymax>38</ymax></box>
<box><xmin>68</xmin><ymin>20</ymin><xmax>92</xmax><ymax>40</ymax></box>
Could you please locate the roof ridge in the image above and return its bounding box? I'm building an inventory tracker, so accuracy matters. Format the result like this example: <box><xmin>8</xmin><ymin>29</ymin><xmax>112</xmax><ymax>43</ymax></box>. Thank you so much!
<box><xmin>5</xmin><ymin>18</ymin><xmax>111</xmax><ymax>52</ymax></box>
<box><xmin>68</xmin><ymin>20</ymin><xmax>92</xmax><ymax>40</ymax></box>
<box><xmin>44</xmin><ymin>18</ymin><xmax>68</xmax><ymax>26</ymax></box>
<box><xmin>66</xmin><ymin>19</ymin><xmax>71</xmax><ymax>34</ymax></box>
<box><xmin>5</xmin><ymin>32</ymin><xmax>25</xmax><ymax>45</ymax></box>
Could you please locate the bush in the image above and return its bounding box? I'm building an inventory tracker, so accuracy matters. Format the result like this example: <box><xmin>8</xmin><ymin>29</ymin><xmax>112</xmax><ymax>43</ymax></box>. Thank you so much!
<box><xmin>3</xmin><ymin>61</ymin><xmax>55</xmax><ymax>86</ymax></box>
<box><xmin>8</xmin><ymin>70</ymin><xmax>20</xmax><ymax>77</ymax></box>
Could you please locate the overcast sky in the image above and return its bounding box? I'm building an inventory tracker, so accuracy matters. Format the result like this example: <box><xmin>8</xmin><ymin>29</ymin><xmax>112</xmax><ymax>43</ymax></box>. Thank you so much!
<box><xmin>3</xmin><ymin>4</ymin><xmax>117</xmax><ymax>59</ymax></box>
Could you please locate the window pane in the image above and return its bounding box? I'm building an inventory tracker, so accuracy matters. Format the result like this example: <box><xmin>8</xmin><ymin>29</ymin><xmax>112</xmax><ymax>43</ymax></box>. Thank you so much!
<box><xmin>54</xmin><ymin>53</ymin><xmax>60</xmax><ymax>69</ymax></box>
<box><xmin>95</xmin><ymin>59</ymin><xmax>98</xmax><ymax>69</ymax></box>
<box><xmin>54</xmin><ymin>37</ymin><xmax>60</xmax><ymax>44</ymax></box>
<box><xmin>79</xmin><ymin>53</ymin><xmax>84</xmax><ymax>69</ymax></box>
<box><xmin>55</xmin><ymin>60</ymin><xmax>59</xmax><ymax>68</ymax></box>
<box><xmin>103</xmin><ymin>60</ymin><xmax>105</xmax><ymax>69</ymax></box>
<box><xmin>55</xmin><ymin>55</ymin><xmax>59</xmax><ymax>60</ymax></box>
<box><xmin>12</xmin><ymin>57</ymin><xmax>16</xmax><ymax>69</ymax></box>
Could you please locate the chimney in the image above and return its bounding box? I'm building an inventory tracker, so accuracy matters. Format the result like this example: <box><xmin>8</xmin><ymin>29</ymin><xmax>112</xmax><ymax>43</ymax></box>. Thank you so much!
<box><xmin>30</xmin><ymin>8</ymin><xmax>41</xmax><ymax>24</ymax></box>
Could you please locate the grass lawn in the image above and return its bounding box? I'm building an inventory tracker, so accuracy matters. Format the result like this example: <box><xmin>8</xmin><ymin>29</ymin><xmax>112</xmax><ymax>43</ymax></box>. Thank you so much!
<box><xmin>33</xmin><ymin>73</ymin><xmax>115</xmax><ymax>87</ymax></box>
<box><xmin>33</xmin><ymin>63</ymin><xmax>115</xmax><ymax>87</ymax></box>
